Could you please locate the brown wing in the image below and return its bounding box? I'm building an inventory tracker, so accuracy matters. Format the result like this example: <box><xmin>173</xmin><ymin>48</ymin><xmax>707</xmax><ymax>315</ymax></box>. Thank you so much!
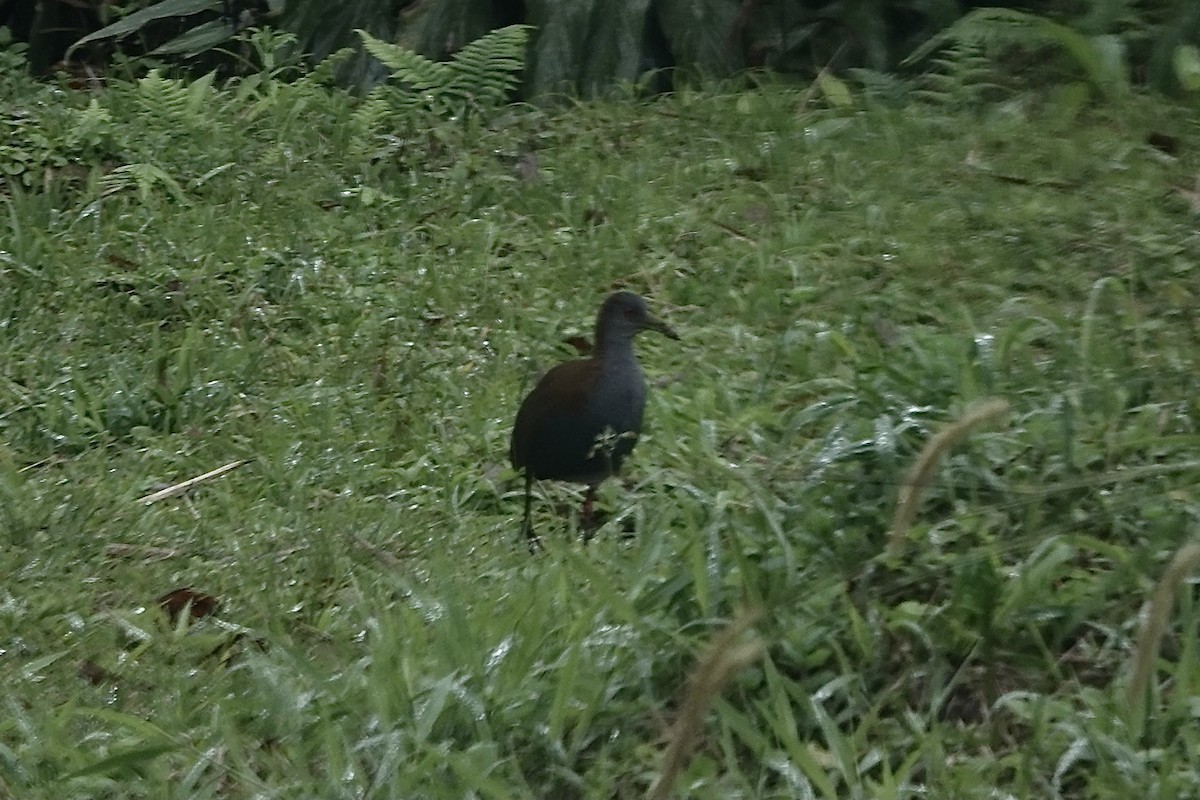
<box><xmin>510</xmin><ymin>358</ymin><xmax>601</xmax><ymax>469</ymax></box>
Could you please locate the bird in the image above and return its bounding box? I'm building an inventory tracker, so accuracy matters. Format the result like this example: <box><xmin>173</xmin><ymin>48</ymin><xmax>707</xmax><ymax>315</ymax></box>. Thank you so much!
<box><xmin>510</xmin><ymin>291</ymin><xmax>679</xmax><ymax>547</ymax></box>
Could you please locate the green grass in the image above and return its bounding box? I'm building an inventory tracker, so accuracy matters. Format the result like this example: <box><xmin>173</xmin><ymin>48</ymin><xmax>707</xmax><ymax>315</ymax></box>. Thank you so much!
<box><xmin>1</xmin><ymin>59</ymin><xmax>1199</xmax><ymax>799</ymax></box>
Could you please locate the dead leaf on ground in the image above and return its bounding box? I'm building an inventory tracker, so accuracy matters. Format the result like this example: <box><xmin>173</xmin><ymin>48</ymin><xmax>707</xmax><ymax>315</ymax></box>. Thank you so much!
<box><xmin>1147</xmin><ymin>132</ymin><xmax>1180</xmax><ymax>156</ymax></box>
<box><xmin>158</xmin><ymin>588</ymin><xmax>220</xmax><ymax>623</ymax></box>
<box><xmin>78</xmin><ymin>659</ymin><xmax>114</xmax><ymax>685</ymax></box>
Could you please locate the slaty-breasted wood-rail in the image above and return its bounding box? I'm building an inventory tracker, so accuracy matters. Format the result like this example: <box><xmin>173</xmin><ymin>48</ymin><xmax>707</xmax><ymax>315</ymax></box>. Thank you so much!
<box><xmin>510</xmin><ymin>291</ymin><xmax>678</xmax><ymax>546</ymax></box>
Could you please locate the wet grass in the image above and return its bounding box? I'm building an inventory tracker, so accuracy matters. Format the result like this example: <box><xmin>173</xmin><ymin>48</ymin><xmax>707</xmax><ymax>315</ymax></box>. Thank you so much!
<box><xmin>1</xmin><ymin>62</ymin><xmax>1199</xmax><ymax>798</ymax></box>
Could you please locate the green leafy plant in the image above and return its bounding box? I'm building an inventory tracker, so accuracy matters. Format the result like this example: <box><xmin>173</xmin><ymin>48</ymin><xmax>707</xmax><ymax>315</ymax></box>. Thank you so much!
<box><xmin>66</xmin><ymin>0</ymin><xmax>284</xmax><ymax>62</ymax></box>
<box><xmin>0</xmin><ymin>98</ymin><xmax>118</xmax><ymax>194</ymax></box>
<box><xmin>131</xmin><ymin>68</ymin><xmax>222</xmax><ymax>133</ymax></box>
<box><xmin>0</xmin><ymin>25</ymin><xmax>32</xmax><ymax>88</ymax></box>
<box><xmin>356</xmin><ymin>25</ymin><xmax>532</xmax><ymax>121</ymax></box>
<box><xmin>98</xmin><ymin>163</ymin><xmax>187</xmax><ymax>203</ymax></box>
<box><xmin>907</xmin><ymin>7</ymin><xmax>1132</xmax><ymax>101</ymax></box>
<box><xmin>912</xmin><ymin>39</ymin><xmax>1005</xmax><ymax>108</ymax></box>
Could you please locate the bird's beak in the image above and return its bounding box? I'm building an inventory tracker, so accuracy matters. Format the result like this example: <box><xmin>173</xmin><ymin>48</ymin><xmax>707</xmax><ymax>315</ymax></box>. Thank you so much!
<box><xmin>642</xmin><ymin>314</ymin><xmax>680</xmax><ymax>340</ymax></box>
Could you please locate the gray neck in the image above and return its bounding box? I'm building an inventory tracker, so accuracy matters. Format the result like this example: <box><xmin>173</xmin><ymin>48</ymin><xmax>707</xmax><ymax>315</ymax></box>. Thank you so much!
<box><xmin>588</xmin><ymin>334</ymin><xmax>646</xmax><ymax>419</ymax></box>
<box><xmin>596</xmin><ymin>334</ymin><xmax>637</xmax><ymax>365</ymax></box>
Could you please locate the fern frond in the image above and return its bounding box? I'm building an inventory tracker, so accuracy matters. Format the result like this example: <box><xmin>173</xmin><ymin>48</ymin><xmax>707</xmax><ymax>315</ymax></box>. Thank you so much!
<box><xmin>445</xmin><ymin>25</ymin><xmax>533</xmax><ymax>107</ymax></box>
<box><xmin>135</xmin><ymin>68</ymin><xmax>223</xmax><ymax>133</ymax></box>
<box><xmin>357</xmin><ymin>29</ymin><xmax>452</xmax><ymax>93</ymax></box>
<box><xmin>913</xmin><ymin>39</ymin><xmax>1001</xmax><ymax>107</ymax></box>
<box><xmin>100</xmin><ymin>163</ymin><xmax>187</xmax><ymax>204</ymax></box>
<box><xmin>65</xmin><ymin>98</ymin><xmax>113</xmax><ymax>150</ymax></box>
<box><xmin>136</xmin><ymin>70</ymin><xmax>192</xmax><ymax>118</ymax></box>
<box><xmin>304</xmin><ymin>47</ymin><xmax>357</xmax><ymax>87</ymax></box>
<box><xmin>355</xmin><ymin>25</ymin><xmax>532</xmax><ymax>124</ymax></box>
<box><xmin>905</xmin><ymin>8</ymin><xmax>1129</xmax><ymax>99</ymax></box>
<box><xmin>351</xmin><ymin>85</ymin><xmax>409</xmax><ymax>141</ymax></box>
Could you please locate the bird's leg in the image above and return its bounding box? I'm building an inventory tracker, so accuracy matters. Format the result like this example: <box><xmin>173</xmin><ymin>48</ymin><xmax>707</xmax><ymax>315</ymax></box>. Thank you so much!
<box><xmin>580</xmin><ymin>484</ymin><xmax>598</xmax><ymax>542</ymax></box>
<box><xmin>522</xmin><ymin>472</ymin><xmax>541</xmax><ymax>553</ymax></box>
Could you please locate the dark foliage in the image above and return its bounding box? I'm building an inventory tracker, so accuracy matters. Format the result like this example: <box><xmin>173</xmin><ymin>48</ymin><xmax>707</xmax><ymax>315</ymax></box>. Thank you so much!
<box><xmin>1</xmin><ymin>0</ymin><xmax>1197</xmax><ymax>95</ymax></box>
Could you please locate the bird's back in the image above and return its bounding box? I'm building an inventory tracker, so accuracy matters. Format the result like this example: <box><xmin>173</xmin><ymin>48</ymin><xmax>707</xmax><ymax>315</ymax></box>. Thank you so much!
<box><xmin>510</xmin><ymin>356</ymin><xmax>646</xmax><ymax>484</ymax></box>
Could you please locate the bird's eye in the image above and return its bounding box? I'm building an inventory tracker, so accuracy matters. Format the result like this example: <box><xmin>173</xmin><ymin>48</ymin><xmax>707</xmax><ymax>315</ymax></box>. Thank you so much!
<box><xmin>624</xmin><ymin>308</ymin><xmax>638</xmax><ymax>318</ymax></box>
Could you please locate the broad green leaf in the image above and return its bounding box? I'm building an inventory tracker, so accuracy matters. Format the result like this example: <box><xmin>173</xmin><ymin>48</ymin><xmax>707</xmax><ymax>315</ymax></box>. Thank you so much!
<box><xmin>816</xmin><ymin>70</ymin><xmax>854</xmax><ymax>109</ymax></box>
<box><xmin>67</xmin><ymin>0</ymin><xmax>221</xmax><ymax>59</ymax></box>
<box><xmin>149</xmin><ymin>21</ymin><xmax>234</xmax><ymax>57</ymax></box>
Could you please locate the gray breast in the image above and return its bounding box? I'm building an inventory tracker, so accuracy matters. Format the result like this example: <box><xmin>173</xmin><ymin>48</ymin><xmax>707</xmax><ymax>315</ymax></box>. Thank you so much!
<box><xmin>587</xmin><ymin>359</ymin><xmax>646</xmax><ymax>434</ymax></box>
